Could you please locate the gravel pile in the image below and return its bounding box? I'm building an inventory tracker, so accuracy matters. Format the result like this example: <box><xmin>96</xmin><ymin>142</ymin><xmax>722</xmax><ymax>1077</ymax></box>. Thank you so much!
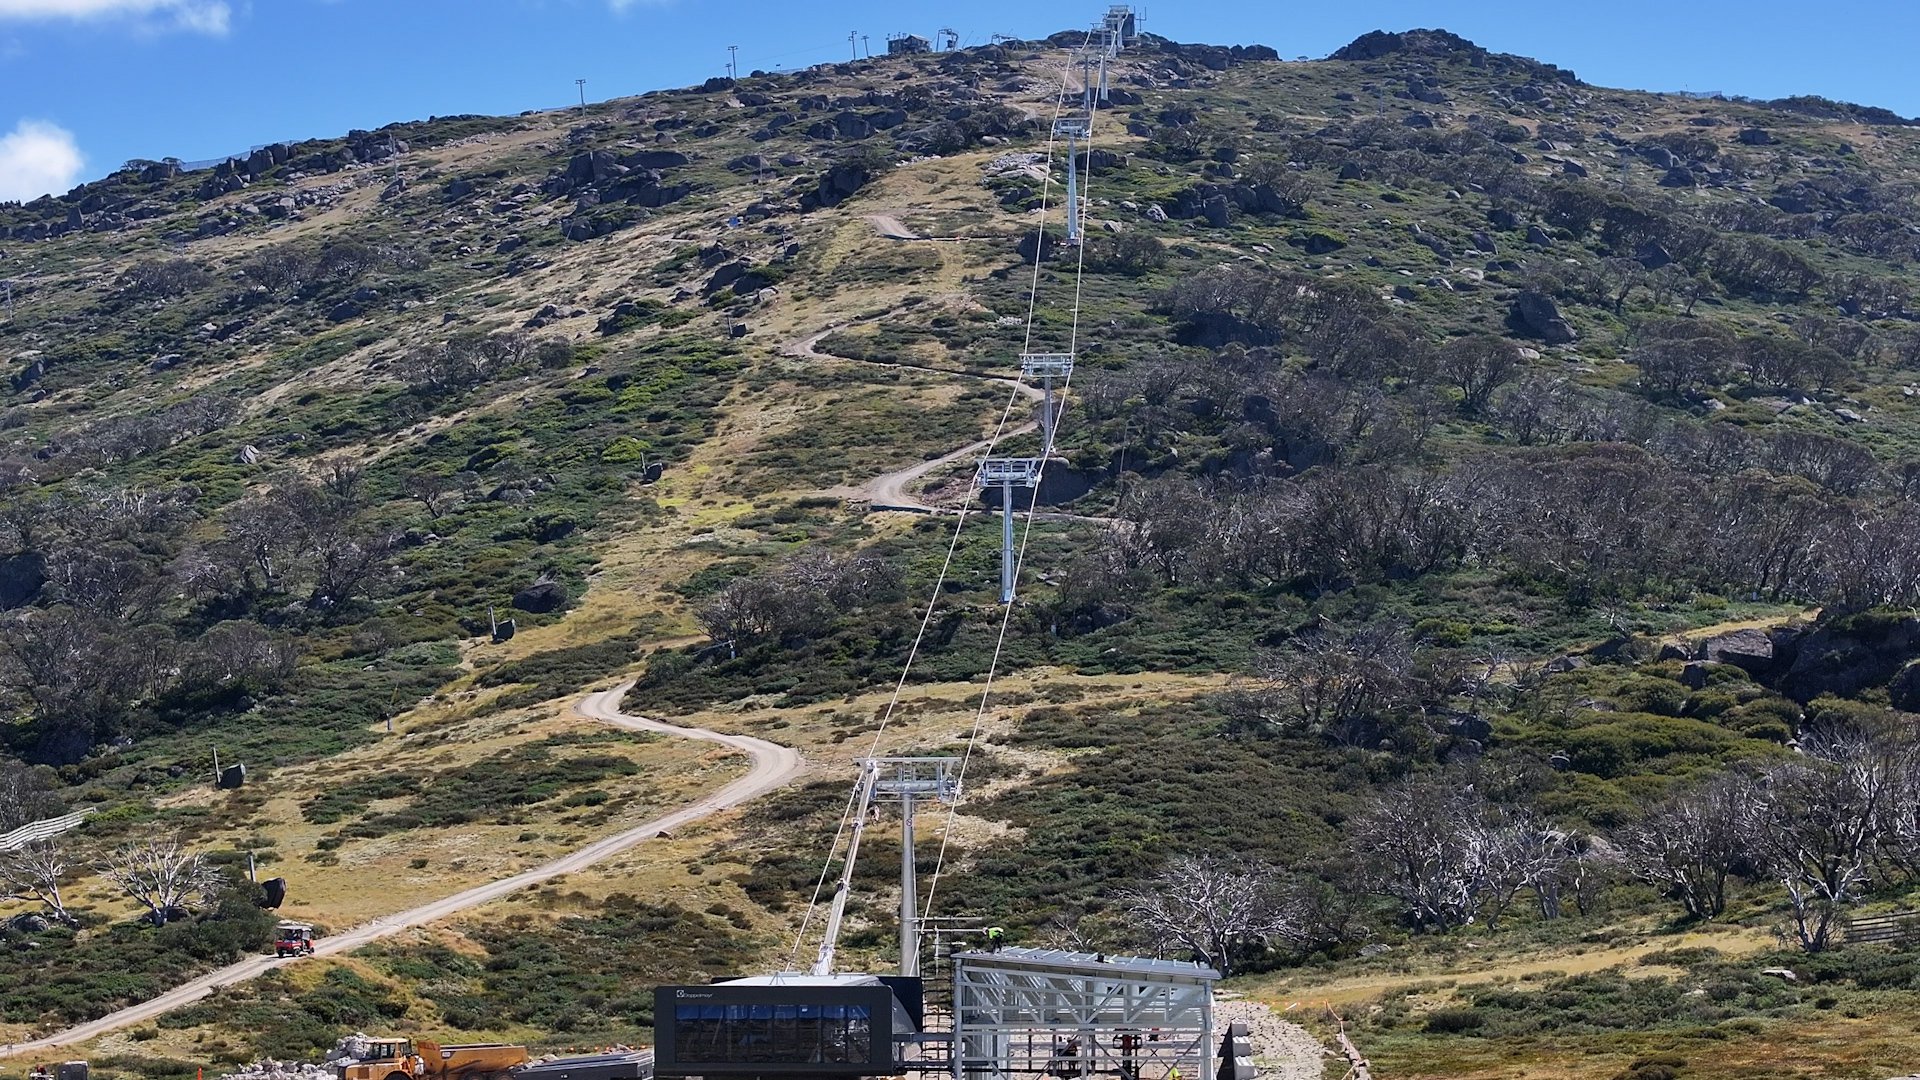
<box><xmin>218</xmin><ymin>1062</ymin><xmax>334</xmax><ymax>1080</ymax></box>
<box><xmin>983</xmin><ymin>152</ymin><xmax>1046</xmax><ymax>180</ymax></box>
<box><xmin>219</xmin><ymin>1033</ymin><xmax>380</xmax><ymax>1080</ymax></box>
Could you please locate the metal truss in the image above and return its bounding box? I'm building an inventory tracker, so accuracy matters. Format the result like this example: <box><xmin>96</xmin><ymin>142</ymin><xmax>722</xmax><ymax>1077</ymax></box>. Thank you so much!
<box><xmin>950</xmin><ymin>949</ymin><xmax>1218</xmax><ymax>1080</ymax></box>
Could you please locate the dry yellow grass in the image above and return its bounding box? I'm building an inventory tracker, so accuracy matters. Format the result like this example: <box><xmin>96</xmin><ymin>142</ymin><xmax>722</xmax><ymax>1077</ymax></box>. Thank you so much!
<box><xmin>1246</xmin><ymin>924</ymin><xmax>1774</xmax><ymax>1012</ymax></box>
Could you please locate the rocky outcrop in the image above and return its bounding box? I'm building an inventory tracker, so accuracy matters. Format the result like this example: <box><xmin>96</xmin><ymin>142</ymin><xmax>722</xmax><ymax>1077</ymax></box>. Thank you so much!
<box><xmin>1507</xmin><ymin>290</ymin><xmax>1576</xmax><ymax>343</ymax></box>
<box><xmin>512</xmin><ymin>580</ymin><xmax>568</xmax><ymax>614</ymax></box>
<box><xmin>1697</xmin><ymin>628</ymin><xmax>1775</xmax><ymax>673</ymax></box>
<box><xmin>703</xmin><ymin>261</ymin><xmax>774</xmax><ymax>297</ymax></box>
<box><xmin>1331</xmin><ymin>29</ymin><xmax>1579</xmax><ymax>83</ymax></box>
<box><xmin>1780</xmin><ymin>613</ymin><xmax>1920</xmax><ymax>703</ymax></box>
<box><xmin>801</xmin><ymin>160</ymin><xmax>875</xmax><ymax>210</ymax></box>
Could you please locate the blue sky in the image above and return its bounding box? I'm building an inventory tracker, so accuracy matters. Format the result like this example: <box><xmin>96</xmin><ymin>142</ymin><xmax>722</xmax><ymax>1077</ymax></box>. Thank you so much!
<box><xmin>1</xmin><ymin>0</ymin><xmax>1917</xmax><ymax>202</ymax></box>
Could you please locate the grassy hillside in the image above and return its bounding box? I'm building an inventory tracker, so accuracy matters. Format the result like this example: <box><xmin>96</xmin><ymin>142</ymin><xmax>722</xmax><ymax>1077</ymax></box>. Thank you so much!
<box><xmin>7</xmin><ymin>24</ymin><xmax>1920</xmax><ymax>1080</ymax></box>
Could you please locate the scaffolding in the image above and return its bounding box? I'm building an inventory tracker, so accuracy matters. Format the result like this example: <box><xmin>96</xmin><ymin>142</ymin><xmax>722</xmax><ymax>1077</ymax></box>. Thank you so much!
<box><xmin>951</xmin><ymin>949</ymin><xmax>1218</xmax><ymax>1080</ymax></box>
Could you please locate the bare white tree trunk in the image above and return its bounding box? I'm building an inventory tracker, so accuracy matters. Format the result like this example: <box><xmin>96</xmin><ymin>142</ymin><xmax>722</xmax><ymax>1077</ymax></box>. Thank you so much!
<box><xmin>99</xmin><ymin>835</ymin><xmax>219</xmax><ymax>926</ymax></box>
<box><xmin>0</xmin><ymin>840</ymin><xmax>75</xmax><ymax>924</ymax></box>
<box><xmin>1118</xmin><ymin>855</ymin><xmax>1296</xmax><ymax>975</ymax></box>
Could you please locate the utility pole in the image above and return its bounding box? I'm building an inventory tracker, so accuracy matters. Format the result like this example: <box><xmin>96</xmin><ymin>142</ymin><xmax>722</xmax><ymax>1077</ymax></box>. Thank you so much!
<box><xmin>728</xmin><ymin>44</ymin><xmax>738</xmax><ymax>79</ymax></box>
<box><xmin>862</xmin><ymin>34</ymin><xmax>871</xmax><ymax>59</ymax></box>
<box><xmin>849</xmin><ymin>30</ymin><xmax>859</xmax><ymax>61</ymax></box>
<box><xmin>575</xmin><ymin>78</ymin><xmax>587</xmax><ymax>112</ymax></box>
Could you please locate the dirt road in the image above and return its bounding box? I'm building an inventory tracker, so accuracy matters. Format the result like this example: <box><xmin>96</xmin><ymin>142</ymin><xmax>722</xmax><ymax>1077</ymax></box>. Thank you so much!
<box><xmin>0</xmin><ymin>683</ymin><xmax>803</xmax><ymax>1057</ymax></box>
<box><xmin>784</xmin><ymin>324</ymin><xmax>1046</xmax><ymax>512</ymax></box>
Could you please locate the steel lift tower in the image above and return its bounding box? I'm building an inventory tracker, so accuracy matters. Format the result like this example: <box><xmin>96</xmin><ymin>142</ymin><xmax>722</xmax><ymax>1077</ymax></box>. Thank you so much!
<box><xmin>977</xmin><ymin>458</ymin><xmax>1045</xmax><ymax>603</ymax></box>
<box><xmin>1019</xmin><ymin>353</ymin><xmax>1074</xmax><ymax>453</ymax></box>
<box><xmin>1103</xmin><ymin>5</ymin><xmax>1138</xmax><ymax>50</ymax></box>
<box><xmin>872</xmin><ymin>757</ymin><xmax>961</xmax><ymax>976</ymax></box>
<box><xmin>1051</xmin><ymin>117</ymin><xmax>1091</xmax><ymax>243</ymax></box>
<box><xmin>1080</xmin><ymin>41</ymin><xmax>1112</xmax><ymax>110</ymax></box>
<box><xmin>811</xmin><ymin>757</ymin><xmax>962</xmax><ymax>978</ymax></box>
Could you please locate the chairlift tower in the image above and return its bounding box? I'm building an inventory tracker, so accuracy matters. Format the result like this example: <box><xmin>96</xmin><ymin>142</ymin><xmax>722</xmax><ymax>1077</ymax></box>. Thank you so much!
<box><xmin>977</xmin><ymin>458</ymin><xmax>1044</xmax><ymax>603</ymax></box>
<box><xmin>868</xmin><ymin>757</ymin><xmax>961</xmax><ymax>977</ymax></box>
<box><xmin>1103</xmin><ymin>5</ymin><xmax>1138</xmax><ymax>52</ymax></box>
<box><xmin>808</xmin><ymin>756</ymin><xmax>961</xmax><ymax>977</ymax></box>
<box><xmin>1020</xmin><ymin>353</ymin><xmax>1073</xmax><ymax>453</ymax></box>
<box><xmin>1052</xmin><ymin>117</ymin><xmax>1091</xmax><ymax>242</ymax></box>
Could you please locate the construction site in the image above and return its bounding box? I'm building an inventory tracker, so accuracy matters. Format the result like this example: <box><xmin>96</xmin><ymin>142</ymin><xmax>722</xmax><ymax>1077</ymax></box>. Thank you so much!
<box><xmin>3</xmin><ymin>9</ymin><xmax>1315</xmax><ymax>1080</ymax></box>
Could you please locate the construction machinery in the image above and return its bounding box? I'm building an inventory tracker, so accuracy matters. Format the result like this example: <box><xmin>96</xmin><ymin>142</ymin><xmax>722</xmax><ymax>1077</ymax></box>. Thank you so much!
<box><xmin>334</xmin><ymin>1039</ymin><xmax>651</xmax><ymax>1080</ymax></box>
<box><xmin>336</xmin><ymin>1040</ymin><xmax>529</xmax><ymax>1080</ymax></box>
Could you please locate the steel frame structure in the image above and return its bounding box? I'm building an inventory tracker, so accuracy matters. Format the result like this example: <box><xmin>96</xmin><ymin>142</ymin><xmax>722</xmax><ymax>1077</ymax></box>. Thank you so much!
<box><xmin>1019</xmin><ymin>354</ymin><xmax>1074</xmax><ymax>453</ymax></box>
<box><xmin>1103</xmin><ymin>6</ymin><xmax>1138</xmax><ymax>51</ymax></box>
<box><xmin>868</xmin><ymin>757</ymin><xmax>962</xmax><ymax>977</ymax></box>
<box><xmin>977</xmin><ymin>458</ymin><xmax>1044</xmax><ymax>603</ymax></box>
<box><xmin>950</xmin><ymin>949</ymin><xmax>1218</xmax><ymax>1080</ymax></box>
<box><xmin>1051</xmin><ymin>118</ymin><xmax>1092</xmax><ymax>242</ymax></box>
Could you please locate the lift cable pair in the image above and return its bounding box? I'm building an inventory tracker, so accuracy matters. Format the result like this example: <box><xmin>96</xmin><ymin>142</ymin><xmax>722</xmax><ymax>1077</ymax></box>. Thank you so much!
<box><xmin>790</xmin><ymin>21</ymin><xmax>1106</xmax><ymax>976</ymax></box>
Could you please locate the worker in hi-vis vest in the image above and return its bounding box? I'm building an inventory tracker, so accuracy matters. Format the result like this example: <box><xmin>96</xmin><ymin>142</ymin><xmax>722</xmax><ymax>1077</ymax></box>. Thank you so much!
<box><xmin>986</xmin><ymin>925</ymin><xmax>1006</xmax><ymax>951</ymax></box>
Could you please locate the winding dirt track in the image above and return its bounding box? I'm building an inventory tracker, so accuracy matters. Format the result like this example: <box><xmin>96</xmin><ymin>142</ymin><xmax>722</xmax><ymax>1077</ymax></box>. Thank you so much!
<box><xmin>784</xmin><ymin>324</ymin><xmax>1046</xmax><ymax>512</ymax></box>
<box><xmin>0</xmin><ymin>682</ymin><xmax>803</xmax><ymax>1058</ymax></box>
<box><xmin>5</xmin><ymin>320</ymin><xmax>1076</xmax><ymax>1056</ymax></box>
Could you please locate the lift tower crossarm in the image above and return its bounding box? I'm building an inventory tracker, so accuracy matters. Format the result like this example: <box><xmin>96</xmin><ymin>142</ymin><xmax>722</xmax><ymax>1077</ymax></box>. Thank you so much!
<box><xmin>1019</xmin><ymin>355</ymin><xmax>1074</xmax><ymax>453</ymax></box>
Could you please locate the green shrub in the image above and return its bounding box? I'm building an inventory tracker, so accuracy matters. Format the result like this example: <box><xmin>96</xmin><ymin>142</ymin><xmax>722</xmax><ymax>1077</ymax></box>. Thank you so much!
<box><xmin>1414</xmin><ymin>618</ymin><xmax>1472</xmax><ymax>648</ymax></box>
<box><xmin>1423</xmin><ymin>1007</ymin><xmax>1485</xmax><ymax>1034</ymax></box>
<box><xmin>601</xmin><ymin>435</ymin><xmax>652</xmax><ymax>463</ymax></box>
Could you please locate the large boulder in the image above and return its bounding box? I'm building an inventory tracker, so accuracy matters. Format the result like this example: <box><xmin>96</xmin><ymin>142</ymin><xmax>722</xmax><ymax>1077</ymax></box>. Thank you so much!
<box><xmin>1298</xmin><ymin>230</ymin><xmax>1346</xmax><ymax>255</ymax></box>
<box><xmin>0</xmin><ymin>551</ymin><xmax>45</xmax><ymax>609</ymax></box>
<box><xmin>1508</xmin><ymin>290</ymin><xmax>1576</xmax><ymax>344</ymax></box>
<box><xmin>833</xmin><ymin>112</ymin><xmax>873</xmax><ymax>140</ymax></box>
<box><xmin>563</xmin><ymin>149</ymin><xmax>623</xmax><ymax>188</ymax></box>
<box><xmin>1697</xmin><ymin>628</ymin><xmax>1776</xmax><ymax>674</ymax></box>
<box><xmin>1781</xmin><ymin>612</ymin><xmax>1920</xmax><ymax>703</ymax></box>
<box><xmin>804</xmin><ymin>160</ymin><xmax>873</xmax><ymax>209</ymax></box>
<box><xmin>512</xmin><ymin>580</ymin><xmax>569</xmax><ymax>614</ymax></box>
<box><xmin>703</xmin><ymin>261</ymin><xmax>773</xmax><ymax>297</ymax></box>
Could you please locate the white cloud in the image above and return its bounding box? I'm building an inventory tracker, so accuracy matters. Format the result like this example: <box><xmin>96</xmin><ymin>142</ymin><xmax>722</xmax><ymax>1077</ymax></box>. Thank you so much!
<box><xmin>0</xmin><ymin>0</ymin><xmax>231</xmax><ymax>34</ymax></box>
<box><xmin>0</xmin><ymin>119</ymin><xmax>83</xmax><ymax>203</ymax></box>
